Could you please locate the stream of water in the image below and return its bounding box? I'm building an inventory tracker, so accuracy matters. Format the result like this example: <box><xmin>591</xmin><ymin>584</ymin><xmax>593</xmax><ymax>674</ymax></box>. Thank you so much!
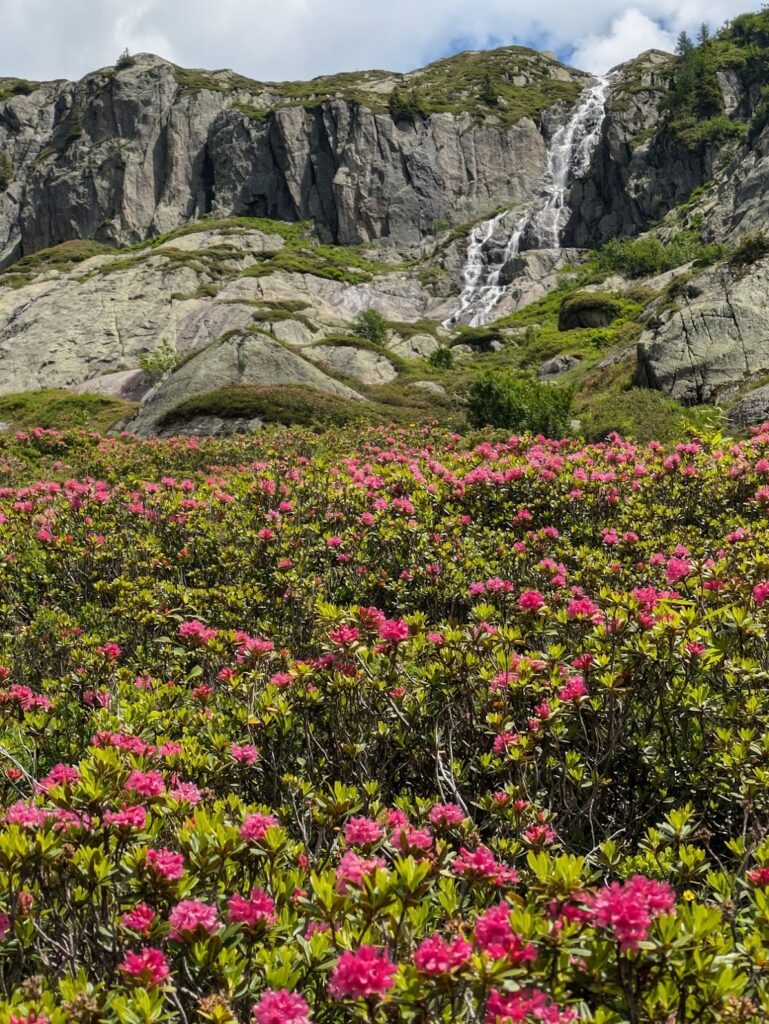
<box><xmin>446</xmin><ymin>75</ymin><xmax>610</xmax><ymax>328</ymax></box>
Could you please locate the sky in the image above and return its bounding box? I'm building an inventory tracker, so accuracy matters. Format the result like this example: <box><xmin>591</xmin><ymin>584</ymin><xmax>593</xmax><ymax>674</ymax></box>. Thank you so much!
<box><xmin>0</xmin><ymin>0</ymin><xmax>760</xmax><ymax>83</ymax></box>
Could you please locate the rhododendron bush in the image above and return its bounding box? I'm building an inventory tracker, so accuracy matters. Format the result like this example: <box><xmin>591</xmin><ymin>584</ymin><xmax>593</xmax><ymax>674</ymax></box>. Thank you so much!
<box><xmin>2</xmin><ymin>424</ymin><xmax>769</xmax><ymax>1022</ymax></box>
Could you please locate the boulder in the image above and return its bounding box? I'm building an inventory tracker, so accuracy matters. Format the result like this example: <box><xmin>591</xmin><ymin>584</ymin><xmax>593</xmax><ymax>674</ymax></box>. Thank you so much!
<box><xmin>305</xmin><ymin>345</ymin><xmax>398</xmax><ymax>385</ymax></box>
<box><xmin>727</xmin><ymin>385</ymin><xmax>769</xmax><ymax>430</ymax></box>
<box><xmin>387</xmin><ymin>334</ymin><xmax>440</xmax><ymax>360</ymax></box>
<box><xmin>125</xmin><ymin>331</ymin><xmax>365</xmax><ymax>436</ymax></box>
<box><xmin>537</xmin><ymin>354</ymin><xmax>582</xmax><ymax>377</ymax></box>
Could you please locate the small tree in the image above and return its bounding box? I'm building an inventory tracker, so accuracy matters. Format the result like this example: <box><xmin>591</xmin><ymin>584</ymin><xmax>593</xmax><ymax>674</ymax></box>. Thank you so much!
<box><xmin>116</xmin><ymin>49</ymin><xmax>136</xmax><ymax>71</ymax></box>
<box><xmin>479</xmin><ymin>73</ymin><xmax>500</xmax><ymax>106</ymax></box>
<box><xmin>428</xmin><ymin>346</ymin><xmax>455</xmax><ymax>370</ymax></box>
<box><xmin>467</xmin><ymin>371</ymin><xmax>573</xmax><ymax>437</ymax></box>
<box><xmin>352</xmin><ymin>309</ymin><xmax>388</xmax><ymax>346</ymax></box>
<box><xmin>139</xmin><ymin>338</ymin><xmax>180</xmax><ymax>383</ymax></box>
<box><xmin>388</xmin><ymin>85</ymin><xmax>427</xmax><ymax>123</ymax></box>
<box><xmin>676</xmin><ymin>31</ymin><xmax>694</xmax><ymax>56</ymax></box>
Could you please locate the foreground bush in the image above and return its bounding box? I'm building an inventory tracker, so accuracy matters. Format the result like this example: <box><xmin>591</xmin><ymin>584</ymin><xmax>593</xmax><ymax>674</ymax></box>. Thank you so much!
<box><xmin>468</xmin><ymin>371</ymin><xmax>574</xmax><ymax>434</ymax></box>
<box><xmin>2</xmin><ymin>424</ymin><xmax>769</xmax><ymax>1021</ymax></box>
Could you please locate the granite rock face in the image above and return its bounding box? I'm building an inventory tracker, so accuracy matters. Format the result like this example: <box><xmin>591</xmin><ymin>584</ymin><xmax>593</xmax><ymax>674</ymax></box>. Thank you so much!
<box><xmin>0</xmin><ymin>51</ymin><xmax>587</xmax><ymax>264</ymax></box>
<box><xmin>636</xmin><ymin>260</ymin><xmax>769</xmax><ymax>403</ymax></box>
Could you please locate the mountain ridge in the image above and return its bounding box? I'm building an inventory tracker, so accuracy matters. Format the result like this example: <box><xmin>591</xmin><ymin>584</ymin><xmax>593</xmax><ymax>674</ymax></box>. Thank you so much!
<box><xmin>3</xmin><ymin>12</ymin><xmax>769</xmax><ymax>439</ymax></box>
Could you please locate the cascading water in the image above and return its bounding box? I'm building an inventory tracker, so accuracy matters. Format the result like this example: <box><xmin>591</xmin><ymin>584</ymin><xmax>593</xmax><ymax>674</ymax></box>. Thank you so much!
<box><xmin>446</xmin><ymin>74</ymin><xmax>610</xmax><ymax>328</ymax></box>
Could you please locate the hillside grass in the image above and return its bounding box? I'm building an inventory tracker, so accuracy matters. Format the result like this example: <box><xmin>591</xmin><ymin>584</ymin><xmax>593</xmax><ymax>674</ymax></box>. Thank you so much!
<box><xmin>0</xmin><ymin>390</ymin><xmax>135</xmax><ymax>432</ymax></box>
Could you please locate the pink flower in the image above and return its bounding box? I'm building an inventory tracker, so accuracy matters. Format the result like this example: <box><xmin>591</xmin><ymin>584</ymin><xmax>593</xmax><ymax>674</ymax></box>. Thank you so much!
<box><xmin>344</xmin><ymin>816</ymin><xmax>385</xmax><ymax>847</ymax></box>
<box><xmin>558</xmin><ymin>677</ymin><xmax>587</xmax><ymax>702</ymax></box>
<box><xmin>252</xmin><ymin>990</ymin><xmax>311</xmax><ymax>1024</ymax></box>
<box><xmin>523</xmin><ymin>824</ymin><xmax>557</xmax><ymax>846</ymax></box>
<box><xmin>590</xmin><ymin>876</ymin><xmax>675</xmax><ymax>951</ymax></box>
<box><xmin>475</xmin><ymin>902</ymin><xmax>537</xmax><ymax>963</ymax></box>
<box><xmin>0</xmin><ymin>913</ymin><xmax>9</xmax><ymax>940</ymax></box>
<box><xmin>330</xmin><ymin>625</ymin><xmax>360</xmax><ymax>647</ymax></box>
<box><xmin>231</xmin><ymin>743</ymin><xmax>259</xmax><ymax>765</ymax></box>
<box><xmin>753</xmin><ymin>581</ymin><xmax>769</xmax><ymax>606</ymax></box>
<box><xmin>121</xmin><ymin>904</ymin><xmax>157</xmax><ymax>935</ymax></box>
<box><xmin>748</xmin><ymin>866</ymin><xmax>769</xmax><ymax>887</ymax></box>
<box><xmin>228</xmin><ymin>888</ymin><xmax>277</xmax><ymax>929</ymax></box>
<box><xmin>429</xmin><ymin>802</ymin><xmax>467</xmax><ymax>828</ymax></box>
<box><xmin>414</xmin><ymin>933</ymin><xmax>472</xmax><ymax>975</ymax></box>
<box><xmin>328</xmin><ymin>945</ymin><xmax>397</xmax><ymax>999</ymax></box>
<box><xmin>124</xmin><ymin>770</ymin><xmax>165</xmax><ymax>799</ymax></box>
<box><xmin>168</xmin><ymin>781</ymin><xmax>202</xmax><ymax>805</ymax></box>
<box><xmin>119</xmin><ymin>947</ymin><xmax>170</xmax><ymax>988</ymax></box>
<box><xmin>493</xmin><ymin>732</ymin><xmax>519</xmax><ymax>755</ymax></box>
<box><xmin>336</xmin><ymin>850</ymin><xmax>386</xmax><ymax>892</ymax></box>
<box><xmin>392</xmin><ymin>825</ymin><xmax>433</xmax><ymax>853</ymax></box>
<box><xmin>178</xmin><ymin>620</ymin><xmax>218</xmax><ymax>644</ymax></box>
<box><xmin>666</xmin><ymin>557</ymin><xmax>692</xmax><ymax>584</ymax></box>
<box><xmin>103</xmin><ymin>805</ymin><xmax>147</xmax><ymax>830</ymax></box>
<box><xmin>485</xmin><ymin>987</ymin><xmax>575</xmax><ymax>1023</ymax></box>
<box><xmin>145</xmin><ymin>848</ymin><xmax>185</xmax><ymax>881</ymax></box>
<box><xmin>168</xmin><ymin>900</ymin><xmax>220</xmax><ymax>942</ymax></box>
<box><xmin>518</xmin><ymin>590</ymin><xmax>545</xmax><ymax>612</ymax></box>
<box><xmin>241</xmin><ymin>812</ymin><xmax>279</xmax><ymax>843</ymax></box>
<box><xmin>37</xmin><ymin>763</ymin><xmax>80</xmax><ymax>792</ymax></box>
<box><xmin>453</xmin><ymin>846</ymin><xmax>518</xmax><ymax>886</ymax></box>
<box><xmin>378</xmin><ymin>619</ymin><xmax>410</xmax><ymax>644</ymax></box>
<box><xmin>97</xmin><ymin>643</ymin><xmax>122</xmax><ymax>661</ymax></box>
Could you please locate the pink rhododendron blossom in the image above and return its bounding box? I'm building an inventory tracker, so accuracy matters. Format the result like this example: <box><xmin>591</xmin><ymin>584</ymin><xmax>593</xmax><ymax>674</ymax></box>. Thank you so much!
<box><xmin>240</xmin><ymin>813</ymin><xmax>279</xmax><ymax>843</ymax></box>
<box><xmin>485</xmin><ymin>987</ymin><xmax>576</xmax><ymax>1023</ymax></box>
<box><xmin>428</xmin><ymin>802</ymin><xmax>467</xmax><ymax>827</ymax></box>
<box><xmin>121</xmin><ymin>904</ymin><xmax>157</xmax><ymax>935</ymax></box>
<box><xmin>414</xmin><ymin>933</ymin><xmax>472</xmax><ymax>975</ymax></box>
<box><xmin>124</xmin><ymin>770</ymin><xmax>165</xmax><ymax>799</ymax></box>
<box><xmin>168</xmin><ymin>900</ymin><xmax>219</xmax><ymax>942</ymax></box>
<box><xmin>119</xmin><ymin>947</ymin><xmax>170</xmax><ymax>988</ymax></box>
<box><xmin>103</xmin><ymin>805</ymin><xmax>147</xmax><ymax>830</ymax></box>
<box><xmin>328</xmin><ymin>945</ymin><xmax>397</xmax><ymax>999</ymax></box>
<box><xmin>228</xmin><ymin>888</ymin><xmax>276</xmax><ymax>929</ymax></box>
<box><xmin>231</xmin><ymin>743</ymin><xmax>259</xmax><ymax>765</ymax></box>
<box><xmin>252</xmin><ymin>990</ymin><xmax>311</xmax><ymax>1024</ymax></box>
<box><xmin>344</xmin><ymin>816</ymin><xmax>385</xmax><ymax>847</ymax></box>
<box><xmin>748</xmin><ymin>866</ymin><xmax>769</xmax><ymax>887</ymax></box>
<box><xmin>590</xmin><ymin>875</ymin><xmax>675</xmax><ymax>950</ymax></box>
<box><xmin>335</xmin><ymin>850</ymin><xmax>386</xmax><ymax>892</ymax></box>
<box><xmin>145</xmin><ymin>848</ymin><xmax>185</xmax><ymax>881</ymax></box>
<box><xmin>518</xmin><ymin>590</ymin><xmax>545</xmax><ymax>612</ymax></box>
<box><xmin>475</xmin><ymin>902</ymin><xmax>537</xmax><ymax>963</ymax></box>
<box><xmin>453</xmin><ymin>846</ymin><xmax>518</xmax><ymax>886</ymax></box>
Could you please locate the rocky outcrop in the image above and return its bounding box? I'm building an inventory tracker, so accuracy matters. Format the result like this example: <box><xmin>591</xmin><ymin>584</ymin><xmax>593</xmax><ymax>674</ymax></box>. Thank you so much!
<box><xmin>636</xmin><ymin>259</ymin><xmax>769</xmax><ymax>403</ymax></box>
<box><xmin>125</xmin><ymin>331</ymin><xmax>365</xmax><ymax>436</ymax></box>
<box><xmin>564</xmin><ymin>51</ymin><xmax>716</xmax><ymax>247</ymax></box>
<box><xmin>727</xmin><ymin>384</ymin><xmax>769</xmax><ymax>429</ymax></box>
<box><xmin>0</xmin><ymin>50</ymin><xmax>586</xmax><ymax>265</ymax></box>
<box><xmin>304</xmin><ymin>344</ymin><xmax>398</xmax><ymax>385</ymax></box>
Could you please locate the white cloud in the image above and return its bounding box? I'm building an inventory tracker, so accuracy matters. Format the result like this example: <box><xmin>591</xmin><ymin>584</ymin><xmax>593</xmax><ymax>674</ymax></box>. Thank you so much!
<box><xmin>0</xmin><ymin>0</ymin><xmax>759</xmax><ymax>83</ymax></box>
<box><xmin>570</xmin><ymin>9</ymin><xmax>677</xmax><ymax>72</ymax></box>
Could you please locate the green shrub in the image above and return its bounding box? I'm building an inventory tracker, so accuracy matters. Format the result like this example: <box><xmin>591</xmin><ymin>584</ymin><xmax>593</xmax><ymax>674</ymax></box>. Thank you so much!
<box><xmin>593</xmin><ymin>231</ymin><xmax>729</xmax><ymax>278</ymax></box>
<box><xmin>138</xmin><ymin>339</ymin><xmax>180</xmax><ymax>384</ymax></box>
<box><xmin>352</xmin><ymin>309</ymin><xmax>388</xmax><ymax>346</ymax></box>
<box><xmin>388</xmin><ymin>85</ymin><xmax>427</xmax><ymax>122</ymax></box>
<box><xmin>467</xmin><ymin>371</ymin><xmax>573</xmax><ymax>436</ymax></box>
<box><xmin>730</xmin><ymin>231</ymin><xmax>769</xmax><ymax>270</ymax></box>
<box><xmin>428</xmin><ymin>346</ymin><xmax>455</xmax><ymax>369</ymax></box>
<box><xmin>115</xmin><ymin>49</ymin><xmax>136</xmax><ymax>71</ymax></box>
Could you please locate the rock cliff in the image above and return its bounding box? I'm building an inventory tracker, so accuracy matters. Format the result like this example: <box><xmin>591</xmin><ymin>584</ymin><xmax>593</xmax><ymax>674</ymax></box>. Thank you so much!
<box><xmin>0</xmin><ymin>49</ymin><xmax>586</xmax><ymax>264</ymax></box>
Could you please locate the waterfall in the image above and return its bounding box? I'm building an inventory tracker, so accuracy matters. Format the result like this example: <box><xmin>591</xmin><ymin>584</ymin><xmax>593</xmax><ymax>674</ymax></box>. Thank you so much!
<box><xmin>446</xmin><ymin>75</ymin><xmax>610</xmax><ymax>328</ymax></box>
